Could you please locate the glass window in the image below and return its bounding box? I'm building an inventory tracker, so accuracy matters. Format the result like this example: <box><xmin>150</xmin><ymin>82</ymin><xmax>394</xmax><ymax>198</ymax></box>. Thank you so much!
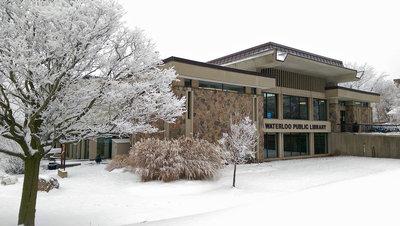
<box><xmin>263</xmin><ymin>93</ymin><xmax>277</xmax><ymax>118</ymax></box>
<box><xmin>284</xmin><ymin>133</ymin><xmax>309</xmax><ymax>157</ymax></box>
<box><xmin>299</xmin><ymin>97</ymin><xmax>308</xmax><ymax>120</ymax></box>
<box><xmin>355</xmin><ymin>101</ymin><xmax>368</xmax><ymax>107</ymax></box>
<box><xmin>314</xmin><ymin>133</ymin><xmax>328</xmax><ymax>155</ymax></box>
<box><xmin>264</xmin><ymin>133</ymin><xmax>278</xmax><ymax>158</ymax></box>
<box><xmin>283</xmin><ymin>95</ymin><xmax>291</xmax><ymax>119</ymax></box>
<box><xmin>199</xmin><ymin>81</ymin><xmax>222</xmax><ymax>90</ymax></box>
<box><xmin>313</xmin><ymin>99</ymin><xmax>327</xmax><ymax>121</ymax></box>
<box><xmin>339</xmin><ymin>101</ymin><xmax>346</xmax><ymax>107</ymax></box>
<box><xmin>222</xmin><ymin>84</ymin><xmax>245</xmax><ymax>93</ymax></box>
<box><xmin>184</xmin><ymin>79</ymin><xmax>192</xmax><ymax>87</ymax></box>
<box><xmin>283</xmin><ymin>95</ymin><xmax>309</xmax><ymax>120</ymax></box>
<box><xmin>251</xmin><ymin>88</ymin><xmax>257</xmax><ymax>94</ymax></box>
<box><xmin>198</xmin><ymin>81</ymin><xmax>244</xmax><ymax>93</ymax></box>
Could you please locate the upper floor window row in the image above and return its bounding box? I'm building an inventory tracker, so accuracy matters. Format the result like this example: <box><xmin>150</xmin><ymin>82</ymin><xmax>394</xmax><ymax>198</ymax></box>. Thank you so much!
<box><xmin>264</xmin><ymin>94</ymin><xmax>327</xmax><ymax>121</ymax></box>
<box><xmin>198</xmin><ymin>80</ymin><xmax>245</xmax><ymax>93</ymax></box>
<box><xmin>355</xmin><ymin>101</ymin><xmax>368</xmax><ymax>107</ymax></box>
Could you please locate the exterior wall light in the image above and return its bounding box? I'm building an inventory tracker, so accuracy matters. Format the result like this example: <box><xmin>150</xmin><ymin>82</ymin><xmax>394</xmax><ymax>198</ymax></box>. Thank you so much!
<box><xmin>276</xmin><ymin>50</ymin><xmax>288</xmax><ymax>61</ymax></box>
<box><xmin>356</xmin><ymin>71</ymin><xmax>364</xmax><ymax>79</ymax></box>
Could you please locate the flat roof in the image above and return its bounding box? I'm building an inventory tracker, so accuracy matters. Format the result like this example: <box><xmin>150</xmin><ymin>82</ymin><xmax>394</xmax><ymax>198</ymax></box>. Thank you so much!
<box><xmin>325</xmin><ymin>86</ymin><xmax>380</xmax><ymax>103</ymax></box>
<box><xmin>163</xmin><ymin>56</ymin><xmax>275</xmax><ymax>79</ymax></box>
<box><xmin>326</xmin><ymin>86</ymin><xmax>380</xmax><ymax>96</ymax></box>
<box><xmin>162</xmin><ymin>56</ymin><xmax>276</xmax><ymax>89</ymax></box>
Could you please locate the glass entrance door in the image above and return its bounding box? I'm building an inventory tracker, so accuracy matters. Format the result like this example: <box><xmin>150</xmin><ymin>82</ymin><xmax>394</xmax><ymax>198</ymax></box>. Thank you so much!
<box><xmin>97</xmin><ymin>137</ymin><xmax>113</xmax><ymax>159</ymax></box>
<box><xmin>340</xmin><ymin>111</ymin><xmax>346</xmax><ymax>132</ymax></box>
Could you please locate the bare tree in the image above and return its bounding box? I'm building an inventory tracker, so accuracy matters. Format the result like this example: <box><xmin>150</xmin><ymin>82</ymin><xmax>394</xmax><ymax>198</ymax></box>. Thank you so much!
<box><xmin>0</xmin><ymin>0</ymin><xmax>185</xmax><ymax>225</ymax></box>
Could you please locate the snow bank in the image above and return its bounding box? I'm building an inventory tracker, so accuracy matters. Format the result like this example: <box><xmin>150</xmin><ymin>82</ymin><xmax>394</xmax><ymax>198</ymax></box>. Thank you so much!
<box><xmin>1</xmin><ymin>157</ymin><xmax>400</xmax><ymax>226</ymax></box>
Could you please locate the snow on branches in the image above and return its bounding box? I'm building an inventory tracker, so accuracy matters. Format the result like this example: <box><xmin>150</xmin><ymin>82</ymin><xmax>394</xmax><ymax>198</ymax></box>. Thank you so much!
<box><xmin>219</xmin><ymin>115</ymin><xmax>257</xmax><ymax>165</ymax></box>
<box><xmin>0</xmin><ymin>0</ymin><xmax>185</xmax><ymax>158</ymax></box>
<box><xmin>219</xmin><ymin>114</ymin><xmax>257</xmax><ymax>187</ymax></box>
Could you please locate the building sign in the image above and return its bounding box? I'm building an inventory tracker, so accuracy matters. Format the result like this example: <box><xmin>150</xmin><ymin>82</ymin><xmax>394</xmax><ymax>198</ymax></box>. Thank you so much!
<box><xmin>264</xmin><ymin>120</ymin><xmax>330</xmax><ymax>133</ymax></box>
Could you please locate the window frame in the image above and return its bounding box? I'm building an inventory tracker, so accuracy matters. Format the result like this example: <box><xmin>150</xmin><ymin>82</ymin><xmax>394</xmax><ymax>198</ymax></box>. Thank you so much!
<box><xmin>314</xmin><ymin>133</ymin><xmax>328</xmax><ymax>155</ymax></box>
<box><xmin>284</xmin><ymin>133</ymin><xmax>309</xmax><ymax>157</ymax></box>
<box><xmin>263</xmin><ymin>93</ymin><xmax>278</xmax><ymax>119</ymax></box>
<box><xmin>313</xmin><ymin>98</ymin><xmax>327</xmax><ymax>121</ymax></box>
<box><xmin>283</xmin><ymin>95</ymin><xmax>309</xmax><ymax>120</ymax></box>
<box><xmin>198</xmin><ymin>80</ymin><xmax>245</xmax><ymax>93</ymax></box>
<box><xmin>264</xmin><ymin>133</ymin><xmax>279</xmax><ymax>159</ymax></box>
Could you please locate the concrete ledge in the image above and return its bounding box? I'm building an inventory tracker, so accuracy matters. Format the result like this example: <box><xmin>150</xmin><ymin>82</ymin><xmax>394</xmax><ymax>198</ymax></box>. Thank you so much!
<box><xmin>58</xmin><ymin>169</ymin><xmax>68</xmax><ymax>178</ymax></box>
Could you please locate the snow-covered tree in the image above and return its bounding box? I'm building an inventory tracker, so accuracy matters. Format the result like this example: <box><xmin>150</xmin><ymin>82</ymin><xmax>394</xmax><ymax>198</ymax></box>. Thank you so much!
<box><xmin>0</xmin><ymin>0</ymin><xmax>185</xmax><ymax>225</ymax></box>
<box><xmin>341</xmin><ymin>63</ymin><xmax>400</xmax><ymax>122</ymax></box>
<box><xmin>0</xmin><ymin>137</ymin><xmax>24</xmax><ymax>175</ymax></box>
<box><xmin>372</xmin><ymin>79</ymin><xmax>400</xmax><ymax>122</ymax></box>
<box><xmin>219</xmin><ymin>115</ymin><xmax>257</xmax><ymax>187</ymax></box>
<box><xmin>341</xmin><ymin>62</ymin><xmax>387</xmax><ymax>91</ymax></box>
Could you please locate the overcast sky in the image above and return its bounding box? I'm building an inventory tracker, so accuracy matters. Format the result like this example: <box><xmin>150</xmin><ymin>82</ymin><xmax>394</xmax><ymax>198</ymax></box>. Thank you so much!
<box><xmin>119</xmin><ymin>0</ymin><xmax>400</xmax><ymax>78</ymax></box>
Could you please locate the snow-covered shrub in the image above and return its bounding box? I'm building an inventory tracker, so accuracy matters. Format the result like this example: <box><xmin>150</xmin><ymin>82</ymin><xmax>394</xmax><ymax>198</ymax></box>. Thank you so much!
<box><xmin>37</xmin><ymin>176</ymin><xmax>59</xmax><ymax>192</ymax></box>
<box><xmin>105</xmin><ymin>154</ymin><xmax>130</xmax><ymax>172</ymax></box>
<box><xmin>129</xmin><ymin>137</ymin><xmax>222</xmax><ymax>182</ymax></box>
<box><xmin>0</xmin><ymin>154</ymin><xmax>24</xmax><ymax>175</ymax></box>
<box><xmin>1</xmin><ymin>175</ymin><xmax>18</xmax><ymax>186</ymax></box>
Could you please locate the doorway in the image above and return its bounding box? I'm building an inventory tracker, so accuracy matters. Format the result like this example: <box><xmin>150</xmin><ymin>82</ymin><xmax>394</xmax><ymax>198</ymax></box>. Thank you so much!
<box><xmin>340</xmin><ymin>111</ymin><xmax>346</xmax><ymax>132</ymax></box>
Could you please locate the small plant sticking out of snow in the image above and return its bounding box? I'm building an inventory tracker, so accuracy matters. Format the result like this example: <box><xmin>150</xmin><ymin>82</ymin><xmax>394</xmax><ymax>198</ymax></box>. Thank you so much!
<box><xmin>37</xmin><ymin>176</ymin><xmax>59</xmax><ymax>193</ymax></box>
<box><xmin>105</xmin><ymin>155</ymin><xmax>130</xmax><ymax>172</ymax></box>
<box><xmin>219</xmin><ymin>115</ymin><xmax>257</xmax><ymax>187</ymax></box>
<box><xmin>127</xmin><ymin>137</ymin><xmax>222</xmax><ymax>182</ymax></box>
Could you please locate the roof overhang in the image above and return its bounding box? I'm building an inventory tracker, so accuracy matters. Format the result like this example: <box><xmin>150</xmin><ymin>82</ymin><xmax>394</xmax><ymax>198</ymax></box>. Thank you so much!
<box><xmin>325</xmin><ymin>86</ymin><xmax>380</xmax><ymax>103</ymax></box>
<box><xmin>222</xmin><ymin>49</ymin><xmax>359</xmax><ymax>83</ymax></box>
<box><xmin>162</xmin><ymin>57</ymin><xmax>276</xmax><ymax>90</ymax></box>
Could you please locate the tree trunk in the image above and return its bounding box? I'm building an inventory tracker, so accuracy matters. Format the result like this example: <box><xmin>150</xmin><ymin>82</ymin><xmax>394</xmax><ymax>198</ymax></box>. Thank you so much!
<box><xmin>18</xmin><ymin>153</ymin><xmax>41</xmax><ymax>226</ymax></box>
<box><xmin>232</xmin><ymin>163</ymin><xmax>237</xmax><ymax>187</ymax></box>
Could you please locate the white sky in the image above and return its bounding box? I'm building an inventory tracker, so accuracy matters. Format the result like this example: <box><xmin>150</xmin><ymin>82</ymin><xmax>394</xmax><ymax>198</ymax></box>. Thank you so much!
<box><xmin>119</xmin><ymin>0</ymin><xmax>400</xmax><ymax>77</ymax></box>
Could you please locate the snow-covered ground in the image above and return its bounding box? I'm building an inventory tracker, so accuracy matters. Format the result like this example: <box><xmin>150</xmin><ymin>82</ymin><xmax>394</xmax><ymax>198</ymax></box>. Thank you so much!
<box><xmin>1</xmin><ymin>156</ymin><xmax>400</xmax><ymax>226</ymax></box>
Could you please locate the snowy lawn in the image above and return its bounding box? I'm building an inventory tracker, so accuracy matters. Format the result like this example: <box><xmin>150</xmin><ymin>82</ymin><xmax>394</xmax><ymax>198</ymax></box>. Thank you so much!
<box><xmin>1</xmin><ymin>156</ymin><xmax>400</xmax><ymax>226</ymax></box>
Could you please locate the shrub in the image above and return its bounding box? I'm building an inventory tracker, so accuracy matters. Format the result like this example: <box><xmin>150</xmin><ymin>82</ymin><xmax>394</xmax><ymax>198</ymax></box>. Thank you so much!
<box><xmin>105</xmin><ymin>154</ymin><xmax>130</xmax><ymax>172</ymax></box>
<box><xmin>0</xmin><ymin>154</ymin><xmax>25</xmax><ymax>175</ymax></box>
<box><xmin>37</xmin><ymin>176</ymin><xmax>59</xmax><ymax>192</ymax></box>
<box><xmin>129</xmin><ymin>137</ymin><xmax>222</xmax><ymax>182</ymax></box>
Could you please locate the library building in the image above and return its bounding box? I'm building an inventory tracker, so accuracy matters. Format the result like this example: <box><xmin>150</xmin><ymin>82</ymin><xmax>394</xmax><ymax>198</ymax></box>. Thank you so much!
<box><xmin>159</xmin><ymin>42</ymin><xmax>380</xmax><ymax>161</ymax></box>
<box><xmin>65</xmin><ymin>42</ymin><xmax>381</xmax><ymax>161</ymax></box>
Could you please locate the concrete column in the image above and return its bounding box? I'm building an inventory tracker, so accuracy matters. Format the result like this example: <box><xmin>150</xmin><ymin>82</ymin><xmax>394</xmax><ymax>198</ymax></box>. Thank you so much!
<box><xmin>328</xmin><ymin>98</ymin><xmax>340</xmax><ymax>132</ymax></box>
<box><xmin>245</xmin><ymin>87</ymin><xmax>251</xmax><ymax>94</ymax></box>
<box><xmin>192</xmin><ymin>80</ymin><xmax>199</xmax><ymax>88</ymax></box>
<box><xmin>278</xmin><ymin>94</ymin><xmax>283</xmax><ymax>120</ymax></box>
<box><xmin>278</xmin><ymin>133</ymin><xmax>284</xmax><ymax>158</ymax></box>
<box><xmin>89</xmin><ymin>139</ymin><xmax>97</xmax><ymax>160</ymax></box>
<box><xmin>309</xmin><ymin>133</ymin><xmax>315</xmax><ymax>156</ymax></box>
<box><xmin>309</xmin><ymin>97</ymin><xmax>313</xmax><ymax>120</ymax></box>
<box><xmin>164</xmin><ymin>121</ymin><xmax>170</xmax><ymax>140</ymax></box>
<box><xmin>345</xmin><ymin>101</ymin><xmax>356</xmax><ymax>124</ymax></box>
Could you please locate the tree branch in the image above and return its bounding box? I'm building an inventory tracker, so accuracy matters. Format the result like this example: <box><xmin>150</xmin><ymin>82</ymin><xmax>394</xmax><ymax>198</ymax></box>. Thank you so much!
<box><xmin>0</xmin><ymin>147</ymin><xmax>25</xmax><ymax>160</ymax></box>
